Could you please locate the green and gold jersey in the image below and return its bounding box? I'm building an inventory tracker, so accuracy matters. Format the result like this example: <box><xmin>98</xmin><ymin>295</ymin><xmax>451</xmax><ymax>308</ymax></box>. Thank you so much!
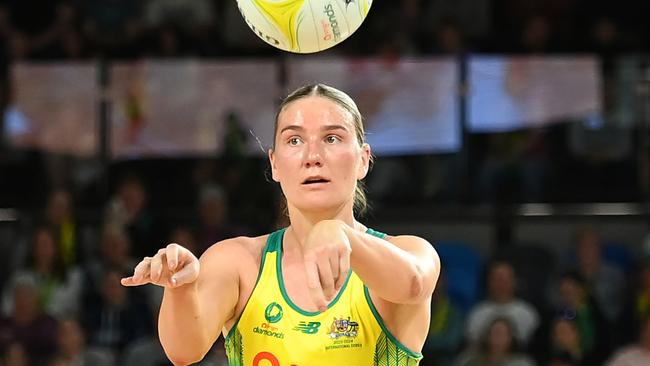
<box><xmin>225</xmin><ymin>227</ymin><xmax>422</xmax><ymax>366</ymax></box>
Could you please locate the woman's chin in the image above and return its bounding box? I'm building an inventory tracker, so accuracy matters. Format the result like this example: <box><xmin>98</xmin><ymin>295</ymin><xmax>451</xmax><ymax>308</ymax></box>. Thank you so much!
<box><xmin>293</xmin><ymin>198</ymin><xmax>346</xmax><ymax>214</ymax></box>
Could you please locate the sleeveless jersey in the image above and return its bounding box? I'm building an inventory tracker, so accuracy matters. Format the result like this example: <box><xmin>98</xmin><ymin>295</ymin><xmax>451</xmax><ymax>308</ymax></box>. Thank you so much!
<box><xmin>225</xmin><ymin>227</ymin><xmax>422</xmax><ymax>366</ymax></box>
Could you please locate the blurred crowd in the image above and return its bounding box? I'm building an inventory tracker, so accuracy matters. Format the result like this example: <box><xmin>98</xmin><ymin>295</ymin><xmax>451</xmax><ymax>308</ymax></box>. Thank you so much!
<box><xmin>0</xmin><ymin>171</ymin><xmax>648</xmax><ymax>366</ymax></box>
<box><xmin>0</xmin><ymin>169</ymin><xmax>263</xmax><ymax>366</ymax></box>
<box><xmin>0</xmin><ymin>1</ymin><xmax>648</xmax><ymax>366</ymax></box>
<box><xmin>0</xmin><ymin>0</ymin><xmax>647</xmax><ymax>61</ymax></box>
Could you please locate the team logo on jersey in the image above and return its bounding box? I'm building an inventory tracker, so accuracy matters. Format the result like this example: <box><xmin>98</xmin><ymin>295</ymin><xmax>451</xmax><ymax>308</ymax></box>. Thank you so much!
<box><xmin>293</xmin><ymin>321</ymin><xmax>321</xmax><ymax>334</ymax></box>
<box><xmin>264</xmin><ymin>302</ymin><xmax>283</xmax><ymax>323</ymax></box>
<box><xmin>253</xmin><ymin>321</ymin><xmax>285</xmax><ymax>339</ymax></box>
<box><xmin>328</xmin><ymin>316</ymin><xmax>359</xmax><ymax>339</ymax></box>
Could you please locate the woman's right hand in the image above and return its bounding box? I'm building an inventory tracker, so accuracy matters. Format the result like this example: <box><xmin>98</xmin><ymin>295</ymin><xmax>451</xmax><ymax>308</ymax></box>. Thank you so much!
<box><xmin>121</xmin><ymin>243</ymin><xmax>200</xmax><ymax>288</ymax></box>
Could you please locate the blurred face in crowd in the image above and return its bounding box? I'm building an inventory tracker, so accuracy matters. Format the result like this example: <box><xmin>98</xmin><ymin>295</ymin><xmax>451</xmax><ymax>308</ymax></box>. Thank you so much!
<box><xmin>559</xmin><ymin>277</ymin><xmax>585</xmax><ymax>309</ymax></box>
<box><xmin>118</xmin><ymin>180</ymin><xmax>147</xmax><ymax>216</ymax></box>
<box><xmin>488</xmin><ymin>263</ymin><xmax>516</xmax><ymax>303</ymax></box>
<box><xmin>102</xmin><ymin>271</ymin><xmax>127</xmax><ymax>307</ymax></box>
<box><xmin>47</xmin><ymin>190</ymin><xmax>71</xmax><ymax>224</ymax></box>
<box><xmin>522</xmin><ymin>15</ymin><xmax>550</xmax><ymax>51</ymax></box>
<box><xmin>57</xmin><ymin>319</ymin><xmax>85</xmax><ymax>358</ymax></box>
<box><xmin>552</xmin><ymin>319</ymin><xmax>581</xmax><ymax>351</ymax></box>
<box><xmin>13</xmin><ymin>284</ymin><xmax>40</xmax><ymax>325</ymax></box>
<box><xmin>486</xmin><ymin>319</ymin><xmax>515</xmax><ymax>356</ymax></box>
<box><xmin>33</xmin><ymin>228</ymin><xmax>56</xmax><ymax>270</ymax></box>
<box><xmin>100</xmin><ymin>226</ymin><xmax>131</xmax><ymax>267</ymax></box>
<box><xmin>3</xmin><ymin>341</ymin><xmax>28</xmax><ymax>366</ymax></box>
<box><xmin>199</xmin><ymin>195</ymin><xmax>227</xmax><ymax>227</ymax></box>
<box><xmin>270</xmin><ymin>96</ymin><xmax>370</xmax><ymax>216</ymax></box>
<box><xmin>576</xmin><ymin>229</ymin><xmax>601</xmax><ymax>270</ymax></box>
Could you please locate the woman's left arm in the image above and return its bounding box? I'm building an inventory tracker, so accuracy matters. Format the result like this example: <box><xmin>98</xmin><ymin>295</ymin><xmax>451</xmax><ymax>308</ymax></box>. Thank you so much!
<box><xmin>303</xmin><ymin>219</ymin><xmax>440</xmax><ymax>310</ymax></box>
<box><xmin>343</xmin><ymin>225</ymin><xmax>441</xmax><ymax>305</ymax></box>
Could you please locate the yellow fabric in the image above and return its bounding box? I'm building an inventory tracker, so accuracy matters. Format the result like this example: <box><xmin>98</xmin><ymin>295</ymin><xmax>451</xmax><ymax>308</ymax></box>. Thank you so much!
<box><xmin>225</xmin><ymin>228</ymin><xmax>422</xmax><ymax>366</ymax></box>
<box><xmin>59</xmin><ymin>217</ymin><xmax>76</xmax><ymax>266</ymax></box>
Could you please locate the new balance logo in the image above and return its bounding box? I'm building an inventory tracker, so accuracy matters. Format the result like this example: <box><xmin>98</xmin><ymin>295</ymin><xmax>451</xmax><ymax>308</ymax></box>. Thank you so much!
<box><xmin>293</xmin><ymin>321</ymin><xmax>321</xmax><ymax>334</ymax></box>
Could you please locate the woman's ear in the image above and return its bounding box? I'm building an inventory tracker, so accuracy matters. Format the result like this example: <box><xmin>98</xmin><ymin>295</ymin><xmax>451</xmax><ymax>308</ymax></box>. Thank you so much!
<box><xmin>269</xmin><ymin>149</ymin><xmax>280</xmax><ymax>182</ymax></box>
<box><xmin>357</xmin><ymin>143</ymin><xmax>371</xmax><ymax>180</ymax></box>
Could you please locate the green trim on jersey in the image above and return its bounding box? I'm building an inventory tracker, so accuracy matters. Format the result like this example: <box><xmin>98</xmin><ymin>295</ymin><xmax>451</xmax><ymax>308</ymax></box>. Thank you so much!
<box><xmin>365</xmin><ymin>286</ymin><xmax>424</xmax><ymax>360</ymax></box>
<box><xmin>225</xmin><ymin>327</ymin><xmax>243</xmax><ymax>366</ymax></box>
<box><xmin>275</xmin><ymin>227</ymin><xmax>353</xmax><ymax>316</ymax></box>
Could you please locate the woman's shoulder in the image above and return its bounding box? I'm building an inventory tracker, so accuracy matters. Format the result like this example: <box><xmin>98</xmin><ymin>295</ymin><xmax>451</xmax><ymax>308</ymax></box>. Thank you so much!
<box><xmin>200</xmin><ymin>233</ymin><xmax>272</xmax><ymax>265</ymax></box>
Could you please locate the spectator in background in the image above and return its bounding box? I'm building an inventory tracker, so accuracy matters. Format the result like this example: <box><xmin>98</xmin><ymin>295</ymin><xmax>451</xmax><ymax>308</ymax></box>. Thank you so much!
<box><xmin>143</xmin><ymin>0</ymin><xmax>215</xmax><ymax>34</ymax></box>
<box><xmin>466</xmin><ymin>261</ymin><xmax>540</xmax><ymax>348</ymax></box>
<box><xmin>49</xmin><ymin>318</ymin><xmax>113</xmax><ymax>366</ymax></box>
<box><xmin>2</xmin><ymin>341</ymin><xmax>28</xmax><ymax>366</ymax></box>
<box><xmin>421</xmin><ymin>0</ymin><xmax>491</xmax><ymax>44</ymax></box>
<box><xmin>589</xmin><ymin>17</ymin><xmax>628</xmax><ymax>59</ymax></box>
<box><xmin>143</xmin><ymin>0</ymin><xmax>217</xmax><ymax>56</ymax></box>
<box><xmin>195</xmin><ymin>184</ymin><xmax>249</xmax><ymax>255</ymax></box>
<box><xmin>548</xmin><ymin>318</ymin><xmax>584</xmax><ymax>365</ymax></box>
<box><xmin>2</xmin><ymin>227</ymin><xmax>82</xmax><ymax>319</ymax></box>
<box><xmin>572</xmin><ymin>227</ymin><xmax>625</xmax><ymax>323</ymax></box>
<box><xmin>477</xmin><ymin>129</ymin><xmax>549</xmax><ymax>204</ymax></box>
<box><xmin>81</xmin><ymin>0</ymin><xmax>142</xmax><ymax>58</ymax></box>
<box><xmin>455</xmin><ymin>317</ymin><xmax>536</xmax><ymax>366</ymax></box>
<box><xmin>551</xmin><ymin>271</ymin><xmax>608</xmax><ymax>364</ymax></box>
<box><xmin>0</xmin><ymin>277</ymin><xmax>58</xmax><ymax>365</ymax></box>
<box><xmin>43</xmin><ymin>189</ymin><xmax>80</xmax><ymax>269</ymax></box>
<box><xmin>606</xmin><ymin>315</ymin><xmax>650</xmax><ymax>366</ymax></box>
<box><xmin>423</xmin><ymin>272</ymin><xmax>465</xmax><ymax>366</ymax></box>
<box><xmin>105</xmin><ymin>174</ymin><xmax>162</xmax><ymax>259</ymax></box>
<box><xmin>520</xmin><ymin>15</ymin><xmax>554</xmax><ymax>53</ymax></box>
<box><xmin>420</xmin><ymin>17</ymin><xmax>468</xmax><ymax>55</ymax></box>
<box><xmin>82</xmin><ymin>225</ymin><xmax>136</xmax><ymax>310</ymax></box>
<box><xmin>83</xmin><ymin>269</ymin><xmax>153</xmax><ymax>359</ymax></box>
<box><xmin>621</xmin><ymin>261</ymin><xmax>650</xmax><ymax>344</ymax></box>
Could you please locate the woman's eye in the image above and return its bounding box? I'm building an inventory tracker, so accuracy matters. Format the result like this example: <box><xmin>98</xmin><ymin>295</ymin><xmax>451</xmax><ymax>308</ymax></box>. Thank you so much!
<box><xmin>288</xmin><ymin>137</ymin><xmax>302</xmax><ymax>146</ymax></box>
<box><xmin>326</xmin><ymin>135</ymin><xmax>340</xmax><ymax>144</ymax></box>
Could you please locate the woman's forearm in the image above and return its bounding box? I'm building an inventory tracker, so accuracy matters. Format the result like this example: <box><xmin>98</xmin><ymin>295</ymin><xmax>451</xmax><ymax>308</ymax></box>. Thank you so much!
<box><xmin>158</xmin><ymin>282</ymin><xmax>211</xmax><ymax>365</ymax></box>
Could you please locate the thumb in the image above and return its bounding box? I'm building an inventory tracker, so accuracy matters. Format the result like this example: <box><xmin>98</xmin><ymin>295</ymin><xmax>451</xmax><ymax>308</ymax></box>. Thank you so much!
<box><xmin>170</xmin><ymin>260</ymin><xmax>199</xmax><ymax>288</ymax></box>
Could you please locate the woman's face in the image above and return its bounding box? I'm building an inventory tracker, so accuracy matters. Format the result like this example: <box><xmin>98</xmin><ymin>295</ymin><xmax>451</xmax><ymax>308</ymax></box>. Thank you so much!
<box><xmin>269</xmin><ymin>96</ymin><xmax>370</xmax><ymax>214</ymax></box>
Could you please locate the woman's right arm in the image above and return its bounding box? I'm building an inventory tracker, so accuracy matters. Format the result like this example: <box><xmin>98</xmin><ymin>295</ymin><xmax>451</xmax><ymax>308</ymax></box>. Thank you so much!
<box><xmin>122</xmin><ymin>240</ymin><xmax>241</xmax><ymax>365</ymax></box>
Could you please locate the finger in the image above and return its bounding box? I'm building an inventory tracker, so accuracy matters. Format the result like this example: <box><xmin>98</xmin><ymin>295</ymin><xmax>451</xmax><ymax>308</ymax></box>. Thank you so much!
<box><xmin>121</xmin><ymin>276</ymin><xmax>147</xmax><ymax>287</ymax></box>
<box><xmin>305</xmin><ymin>258</ymin><xmax>327</xmax><ymax>312</ymax></box>
<box><xmin>166</xmin><ymin>243</ymin><xmax>180</xmax><ymax>271</ymax></box>
<box><xmin>329</xmin><ymin>255</ymin><xmax>339</xmax><ymax>288</ymax></box>
<box><xmin>335</xmin><ymin>249</ymin><xmax>350</xmax><ymax>291</ymax></box>
<box><xmin>170</xmin><ymin>259</ymin><xmax>198</xmax><ymax>287</ymax></box>
<box><xmin>317</xmin><ymin>256</ymin><xmax>336</xmax><ymax>301</ymax></box>
<box><xmin>150</xmin><ymin>252</ymin><xmax>165</xmax><ymax>283</ymax></box>
<box><xmin>132</xmin><ymin>257</ymin><xmax>152</xmax><ymax>282</ymax></box>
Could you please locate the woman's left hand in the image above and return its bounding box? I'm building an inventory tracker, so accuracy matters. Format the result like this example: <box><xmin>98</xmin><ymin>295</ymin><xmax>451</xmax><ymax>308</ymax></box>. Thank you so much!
<box><xmin>303</xmin><ymin>220</ymin><xmax>352</xmax><ymax>312</ymax></box>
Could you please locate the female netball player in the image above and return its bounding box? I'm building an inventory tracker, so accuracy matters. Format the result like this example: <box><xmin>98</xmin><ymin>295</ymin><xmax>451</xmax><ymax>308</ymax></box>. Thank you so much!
<box><xmin>121</xmin><ymin>84</ymin><xmax>441</xmax><ymax>366</ymax></box>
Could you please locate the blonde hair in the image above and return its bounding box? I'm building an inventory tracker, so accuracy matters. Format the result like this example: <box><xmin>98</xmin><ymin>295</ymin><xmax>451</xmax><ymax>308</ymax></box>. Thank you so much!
<box><xmin>273</xmin><ymin>84</ymin><xmax>371</xmax><ymax>216</ymax></box>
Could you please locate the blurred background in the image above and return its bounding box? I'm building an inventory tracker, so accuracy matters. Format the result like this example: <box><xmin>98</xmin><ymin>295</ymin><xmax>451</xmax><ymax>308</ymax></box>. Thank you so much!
<box><xmin>0</xmin><ymin>0</ymin><xmax>649</xmax><ymax>365</ymax></box>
